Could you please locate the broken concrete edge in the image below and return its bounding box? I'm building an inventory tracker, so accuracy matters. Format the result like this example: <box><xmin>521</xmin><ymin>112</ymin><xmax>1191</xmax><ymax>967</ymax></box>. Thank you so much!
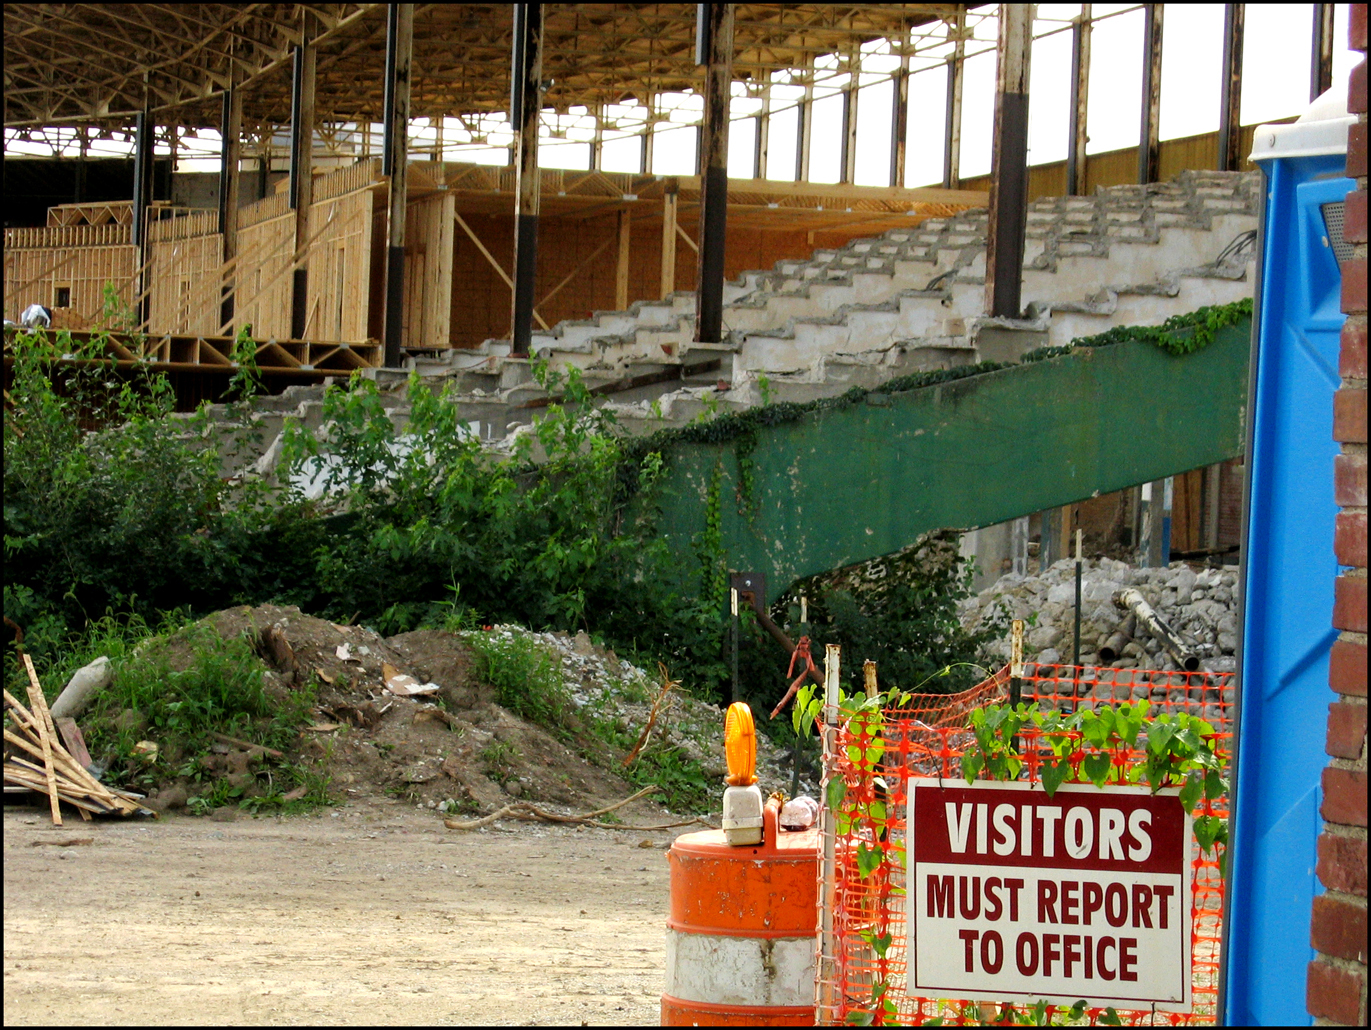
<box><xmin>614</xmin><ymin>298</ymin><xmax>1255</xmax><ymax>489</ymax></box>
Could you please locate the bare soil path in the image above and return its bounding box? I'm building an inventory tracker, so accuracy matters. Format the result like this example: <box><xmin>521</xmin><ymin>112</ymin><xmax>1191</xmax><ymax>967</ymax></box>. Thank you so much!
<box><xmin>3</xmin><ymin>802</ymin><xmax>675</xmax><ymax>1025</ymax></box>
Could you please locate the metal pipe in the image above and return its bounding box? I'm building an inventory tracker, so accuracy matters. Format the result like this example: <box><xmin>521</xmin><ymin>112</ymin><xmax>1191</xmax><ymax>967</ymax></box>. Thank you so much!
<box><xmin>740</xmin><ymin>591</ymin><xmax>824</xmax><ymax>687</ymax></box>
<box><xmin>1113</xmin><ymin>588</ymin><xmax>1200</xmax><ymax>672</ymax></box>
<box><xmin>1099</xmin><ymin>614</ymin><xmax>1137</xmax><ymax>663</ymax></box>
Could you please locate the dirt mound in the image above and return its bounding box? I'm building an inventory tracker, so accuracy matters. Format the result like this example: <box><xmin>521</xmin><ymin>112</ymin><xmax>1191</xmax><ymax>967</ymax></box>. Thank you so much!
<box><xmin>126</xmin><ymin>605</ymin><xmax>786</xmax><ymax>821</ymax></box>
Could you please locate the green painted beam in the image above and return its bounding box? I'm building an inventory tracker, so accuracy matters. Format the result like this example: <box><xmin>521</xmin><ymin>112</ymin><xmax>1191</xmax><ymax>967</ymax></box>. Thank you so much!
<box><xmin>646</xmin><ymin>319</ymin><xmax>1249</xmax><ymax>604</ymax></box>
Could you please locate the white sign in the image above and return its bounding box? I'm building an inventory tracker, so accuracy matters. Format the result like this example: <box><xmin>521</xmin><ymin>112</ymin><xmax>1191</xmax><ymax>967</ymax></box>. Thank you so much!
<box><xmin>907</xmin><ymin>779</ymin><xmax>1193</xmax><ymax>1012</ymax></box>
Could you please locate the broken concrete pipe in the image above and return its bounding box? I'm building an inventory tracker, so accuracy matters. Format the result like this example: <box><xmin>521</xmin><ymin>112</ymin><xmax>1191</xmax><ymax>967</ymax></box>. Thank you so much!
<box><xmin>48</xmin><ymin>656</ymin><xmax>112</xmax><ymax>721</ymax></box>
<box><xmin>1098</xmin><ymin>614</ymin><xmax>1137</xmax><ymax>664</ymax></box>
<box><xmin>1112</xmin><ymin>588</ymin><xmax>1200</xmax><ymax>672</ymax></box>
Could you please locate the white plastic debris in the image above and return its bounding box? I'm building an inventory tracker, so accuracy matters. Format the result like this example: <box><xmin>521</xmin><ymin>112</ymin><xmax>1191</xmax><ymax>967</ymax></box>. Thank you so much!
<box><xmin>780</xmin><ymin>795</ymin><xmax>819</xmax><ymax>831</ymax></box>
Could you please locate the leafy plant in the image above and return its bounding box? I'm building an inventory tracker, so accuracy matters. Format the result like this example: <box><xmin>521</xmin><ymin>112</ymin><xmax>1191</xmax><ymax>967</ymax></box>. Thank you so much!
<box><xmin>465</xmin><ymin>630</ymin><xmax>571</xmax><ymax>732</ymax></box>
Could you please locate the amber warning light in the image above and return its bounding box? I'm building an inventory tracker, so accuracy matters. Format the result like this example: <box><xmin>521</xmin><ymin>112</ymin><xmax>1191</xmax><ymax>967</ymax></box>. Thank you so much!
<box><xmin>722</xmin><ymin>702</ymin><xmax>763</xmax><ymax>845</ymax></box>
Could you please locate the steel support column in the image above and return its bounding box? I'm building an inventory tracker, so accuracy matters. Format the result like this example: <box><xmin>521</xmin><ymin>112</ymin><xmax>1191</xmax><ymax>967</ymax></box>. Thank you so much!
<box><xmin>1066</xmin><ymin>5</ymin><xmax>1091</xmax><ymax>196</ymax></box>
<box><xmin>383</xmin><ymin>3</ymin><xmax>414</xmax><ymax>366</ymax></box>
<box><xmin>218</xmin><ymin>81</ymin><xmax>242</xmax><ymax>332</ymax></box>
<box><xmin>943</xmin><ymin>10</ymin><xmax>965</xmax><ymax>190</ymax></box>
<box><xmin>1138</xmin><ymin>4</ymin><xmax>1163</xmax><ymax>184</ymax></box>
<box><xmin>754</xmin><ymin>80</ymin><xmax>770</xmax><ymax>180</ymax></box>
<box><xmin>985</xmin><ymin>4</ymin><xmax>1032</xmax><ymax>320</ymax></box>
<box><xmin>797</xmin><ymin>56</ymin><xmax>814</xmax><ymax>182</ymax></box>
<box><xmin>694</xmin><ymin>2</ymin><xmax>733</xmax><ymax>344</ymax></box>
<box><xmin>1311</xmin><ymin>3</ymin><xmax>1335</xmax><ymax>101</ymax></box>
<box><xmin>641</xmin><ymin>91</ymin><xmax>655</xmax><ymax>173</ymax></box>
<box><xmin>1218</xmin><ymin>4</ymin><xmax>1245</xmax><ymax>173</ymax></box>
<box><xmin>890</xmin><ymin>50</ymin><xmax>910</xmax><ymax>187</ymax></box>
<box><xmin>131</xmin><ymin>91</ymin><xmax>154</xmax><ymax>330</ymax></box>
<box><xmin>289</xmin><ymin>33</ymin><xmax>316</xmax><ymax>340</ymax></box>
<box><xmin>840</xmin><ymin>50</ymin><xmax>859</xmax><ymax>185</ymax></box>
<box><xmin>509</xmin><ymin>3</ymin><xmax>543</xmax><ymax>356</ymax></box>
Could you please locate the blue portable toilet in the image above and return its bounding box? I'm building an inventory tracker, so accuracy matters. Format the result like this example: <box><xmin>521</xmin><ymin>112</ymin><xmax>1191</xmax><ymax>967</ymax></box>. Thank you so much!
<box><xmin>1221</xmin><ymin>85</ymin><xmax>1355</xmax><ymax>1026</ymax></box>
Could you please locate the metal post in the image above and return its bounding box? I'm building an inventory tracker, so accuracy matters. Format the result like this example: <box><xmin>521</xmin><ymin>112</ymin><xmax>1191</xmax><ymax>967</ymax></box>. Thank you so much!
<box><xmin>1138</xmin><ymin>4</ymin><xmax>1163</xmax><ymax>185</ymax></box>
<box><xmin>730</xmin><ymin>587</ymin><xmax>740</xmax><ymax>704</ymax></box>
<box><xmin>219</xmin><ymin>81</ymin><xmax>242</xmax><ymax>332</ymax></box>
<box><xmin>1310</xmin><ymin>3</ymin><xmax>1335</xmax><ymax>101</ymax></box>
<box><xmin>384</xmin><ymin>3</ymin><xmax>414</xmax><ymax>366</ymax></box>
<box><xmin>840</xmin><ymin>49</ymin><xmax>859</xmax><ymax>185</ymax></box>
<box><xmin>890</xmin><ymin>49</ymin><xmax>910</xmax><ymax>187</ymax></box>
<box><xmin>754</xmin><ymin>79</ymin><xmax>770</xmax><ymax>179</ymax></box>
<box><xmin>510</xmin><ymin>2</ymin><xmax>543</xmax><ymax>357</ymax></box>
<box><xmin>1218</xmin><ymin>4</ymin><xmax>1245</xmax><ymax>173</ymax></box>
<box><xmin>817</xmin><ymin>643</ymin><xmax>841</xmax><ymax>1021</ymax></box>
<box><xmin>797</xmin><ymin>56</ymin><xmax>814</xmax><ymax>182</ymax></box>
<box><xmin>943</xmin><ymin>10</ymin><xmax>965</xmax><ymax>189</ymax></box>
<box><xmin>132</xmin><ymin>91</ymin><xmax>154</xmax><ymax>330</ymax></box>
<box><xmin>985</xmin><ymin>3</ymin><xmax>1032</xmax><ymax>320</ymax></box>
<box><xmin>641</xmin><ymin>91</ymin><xmax>655</xmax><ymax>173</ymax></box>
<box><xmin>694</xmin><ymin>2</ymin><xmax>733</xmax><ymax>345</ymax></box>
<box><xmin>289</xmin><ymin>32</ymin><xmax>316</xmax><ymax>340</ymax></box>
<box><xmin>1010</xmin><ymin>619</ymin><xmax>1024</xmax><ymax>707</ymax></box>
<box><xmin>591</xmin><ymin>104</ymin><xmax>604</xmax><ymax>171</ymax></box>
<box><xmin>1066</xmin><ymin>5</ymin><xmax>1091</xmax><ymax>195</ymax></box>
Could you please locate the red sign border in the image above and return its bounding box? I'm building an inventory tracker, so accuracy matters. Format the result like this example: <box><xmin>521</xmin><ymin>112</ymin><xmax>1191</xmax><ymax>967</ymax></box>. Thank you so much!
<box><xmin>906</xmin><ymin>778</ymin><xmax>1194</xmax><ymax>1013</ymax></box>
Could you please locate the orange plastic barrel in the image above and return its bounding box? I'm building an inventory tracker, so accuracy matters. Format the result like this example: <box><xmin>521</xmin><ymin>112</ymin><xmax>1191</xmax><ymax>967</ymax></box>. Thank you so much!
<box><xmin>662</xmin><ymin>798</ymin><xmax>819</xmax><ymax>1026</ymax></box>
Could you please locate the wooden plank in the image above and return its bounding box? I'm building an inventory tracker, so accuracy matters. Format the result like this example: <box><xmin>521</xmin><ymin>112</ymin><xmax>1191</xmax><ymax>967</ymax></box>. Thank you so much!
<box><xmin>55</xmin><ymin>718</ymin><xmax>93</xmax><ymax>770</ymax></box>
<box><xmin>21</xmin><ymin>655</ymin><xmax>62</xmax><ymax>826</ymax></box>
<box><xmin>537</xmin><ymin>236</ymin><xmax>614</xmax><ymax>311</ymax></box>
<box><xmin>660</xmin><ymin>189</ymin><xmax>677</xmax><ymax>299</ymax></box>
<box><xmin>615</xmin><ymin>208</ymin><xmax>631</xmax><ymax>311</ymax></box>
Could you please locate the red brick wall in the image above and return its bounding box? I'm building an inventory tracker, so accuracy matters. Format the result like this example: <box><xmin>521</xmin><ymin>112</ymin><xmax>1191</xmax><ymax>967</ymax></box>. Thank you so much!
<box><xmin>1308</xmin><ymin>9</ymin><xmax>1369</xmax><ymax>1025</ymax></box>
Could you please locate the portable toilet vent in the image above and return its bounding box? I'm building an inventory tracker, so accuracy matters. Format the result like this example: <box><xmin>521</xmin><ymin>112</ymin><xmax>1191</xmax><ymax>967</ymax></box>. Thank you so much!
<box><xmin>1222</xmin><ymin>77</ymin><xmax>1355</xmax><ymax>1028</ymax></box>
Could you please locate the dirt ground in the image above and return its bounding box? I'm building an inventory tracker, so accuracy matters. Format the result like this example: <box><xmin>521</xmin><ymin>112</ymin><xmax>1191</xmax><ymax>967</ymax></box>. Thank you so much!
<box><xmin>2</xmin><ymin>801</ymin><xmax>681</xmax><ymax>1026</ymax></box>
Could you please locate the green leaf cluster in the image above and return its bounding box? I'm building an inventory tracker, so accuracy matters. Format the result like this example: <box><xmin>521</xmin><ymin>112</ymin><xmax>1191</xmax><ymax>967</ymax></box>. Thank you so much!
<box><xmin>960</xmin><ymin>701</ymin><xmax>1230</xmax><ymax>857</ymax></box>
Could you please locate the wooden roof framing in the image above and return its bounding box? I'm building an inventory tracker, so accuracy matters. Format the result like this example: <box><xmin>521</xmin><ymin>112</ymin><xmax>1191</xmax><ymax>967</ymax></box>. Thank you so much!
<box><xmin>5</xmin><ymin>4</ymin><xmax>962</xmax><ymax>129</ymax></box>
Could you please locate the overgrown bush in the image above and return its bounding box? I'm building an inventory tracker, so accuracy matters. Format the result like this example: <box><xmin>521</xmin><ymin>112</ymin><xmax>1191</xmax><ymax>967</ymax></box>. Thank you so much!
<box><xmin>3</xmin><ymin>328</ymin><xmax>991</xmax><ymax>739</ymax></box>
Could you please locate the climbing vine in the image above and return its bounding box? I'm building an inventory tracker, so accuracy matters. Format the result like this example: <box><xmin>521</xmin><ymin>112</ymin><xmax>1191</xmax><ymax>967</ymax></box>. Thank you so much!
<box><xmin>615</xmin><ymin>298</ymin><xmax>1254</xmax><ymax>507</ymax></box>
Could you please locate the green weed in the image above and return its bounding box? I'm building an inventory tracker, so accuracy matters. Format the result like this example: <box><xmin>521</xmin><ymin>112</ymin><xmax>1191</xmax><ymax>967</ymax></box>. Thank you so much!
<box><xmin>465</xmin><ymin>631</ymin><xmax>571</xmax><ymax>732</ymax></box>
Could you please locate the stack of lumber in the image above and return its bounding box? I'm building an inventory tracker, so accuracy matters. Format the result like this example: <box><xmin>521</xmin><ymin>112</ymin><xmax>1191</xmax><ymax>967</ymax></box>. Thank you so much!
<box><xmin>3</xmin><ymin>654</ymin><xmax>143</xmax><ymax>824</ymax></box>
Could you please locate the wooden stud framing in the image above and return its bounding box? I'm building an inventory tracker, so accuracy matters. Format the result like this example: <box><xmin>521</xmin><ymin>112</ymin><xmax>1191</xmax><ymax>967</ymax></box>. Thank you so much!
<box><xmin>660</xmin><ymin>185</ymin><xmax>678</xmax><ymax>299</ymax></box>
<box><xmin>615</xmin><ymin>208</ymin><xmax>632</xmax><ymax>310</ymax></box>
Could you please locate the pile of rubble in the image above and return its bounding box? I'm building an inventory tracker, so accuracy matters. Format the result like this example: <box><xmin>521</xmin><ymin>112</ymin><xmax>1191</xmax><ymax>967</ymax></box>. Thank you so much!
<box><xmin>960</xmin><ymin>558</ymin><xmax>1240</xmax><ymax>675</ymax></box>
<box><xmin>471</xmin><ymin>624</ymin><xmax>788</xmax><ymax>789</ymax></box>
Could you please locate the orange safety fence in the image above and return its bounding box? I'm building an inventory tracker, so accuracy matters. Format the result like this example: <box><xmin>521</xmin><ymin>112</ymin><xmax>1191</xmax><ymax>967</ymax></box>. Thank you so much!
<box><xmin>818</xmin><ymin>662</ymin><xmax>1233</xmax><ymax>1027</ymax></box>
